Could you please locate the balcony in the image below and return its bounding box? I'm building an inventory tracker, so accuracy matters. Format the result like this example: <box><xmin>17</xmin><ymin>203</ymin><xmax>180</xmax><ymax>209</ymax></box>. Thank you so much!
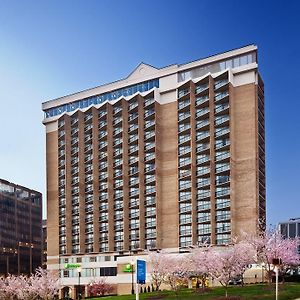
<box><xmin>197</xmin><ymin>143</ymin><xmax>210</xmax><ymax>153</ymax></box>
<box><xmin>145</xmin><ymin>187</ymin><xmax>156</xmax><ymax>195</ymax></box>
<box><xmin>99</xmin><ymin>131</ymin><xmax>107</xmax><ymax>139</ymax></box>
<box><xmin>129</xmin><ymin>178</ymin><xmax>139</xmax><ymax>186</ymax></box>
<box><xmin>129</xmin><ymin>166</ymin><xmax>138</xmax><ymax>175</ymax></box>
<box><xmin>178</xmin><ymin>88</ymin><xmax>190</xmax><ymax>99</ymax></box>
<box><xmin>113</xmin><ymin>128</ymin><xmax>123</xmax><ymax>136</ymax></box>
<box><xmin>215</xmin><ymin>115</ymin><xmax>230</xmax><ymax>126</ymax></box>
<box><xmin>99</xmin><ymin>203</ymin><xmax>108</xmax><ymax>211</ymax></box>
<box><xmin>113</xmin><ymin>148</ymin><xmax>123</xmax><ymax>157</ymax></box>
<box><xmin>114</xmin><ymin>187</ymin><xmax>123</xmax><ymax>198</ymax></box>
<box><xmin>71</xmin><ymin>158</ymin><xmax>79</xmax><ymax>166</ymax></box>
<box><xmin>215</xmin><ymin>151</ymin><xmax>230</xmax><ymax>162</ymax></box>
<box><xmin>128</xmin><ymin>102</ymin><xmax>138</xmax><ymax>111</ymax></box>
<box><xmin>197</xmin><ymin>178</ymin><xmax>210</xmax><ymax>188</ymax></box>
<box><xmin>71</xmin><ymin>128</ymin><xmax>79</xmax><ymax>136</ymax></box>
<box><xmin>179</xmin><ymin>205</ymin><xmax>192</xmax><ymax>213</ymax></box>
<box><xmin>145</xmin><ymin>142</ymin><xmax>155</xmax><ymax>151</ymax></box>
<box><xmin>145</xmin><ymin>210</ymin><xmax>156</xmax><ymax>217</ymax></box>
<box><xmin>198</xmin><ymin>202</ymin><xmax>211</xmax><ymax>211</ymax></box>
<box><xmin>144</xmin><ymin>131</ymin><xmax>155</xmax><ymax>141</ymax></box>
<box><xmin>195</xmin><ymin>84</ymin><xmax>209</xmax><ymax>95</ymax></box>
<box><xmin>129</xmin><ymin>199</ymin><xmax>139</xmax><ymax>208</ymax></box>
<box><xmin>216</xmin><ymin>175</ymin><xmax>230</xmax><ymax>185</ymax></box>
<box><xmin>58</xmin><ymin>140</ymin><xmax>65</xmax><ymax>148</ymax></box>
<box><xmin>71</xmin><ymin>138</ymin><xmax>79</xmax><ymax>146</ymax></box>
<box><xmin>99</xmin><ymin>162</ymin><xmax>108</xmax><ymax>170</ymax></box>
<box><xmin>216</xmin><ymin>212</ymin><xmax>231</xmax><ymax>222</ymax></box>
<box><xmin>178</xmin><ymin>158</ymin><xmax>191</xmax><ymax>168</ymax></box>
<box><xmin>84</xmin><ymin>154</ymin><xmax>93</xmax><ymax>163</ymax></box>
<box><xmin>196</xmin><ymin>95</ymin><xmax>209</xmax><ymax>106</ymax></box>
<box><xmin>179</xmin><ymin>147</ymin><xmax>191</xmax><ymax>157</ymax></box>
<box><xmin>129</xmin><ymin>135</ymin><xmax>138</xmax><ymax>144</ymax></box>
<box><xmin>113</xmin><ymin>106</ymin><xmax>122</xmax><ymax>115</ymax></box>
<box><xmin>179</xmin><ymin>182</ymin><xmax>191</xmax><ymax>190</ymax></box>
<box><xmin>178</xmin><ymin>99</ymin><xmax>190</xmax><ymax>110</ymax></box>
<box><xmin>84</xmin><ymin>114</ymin><xmax>93</xmax><ymax>122</ymax></box>
<box><xmin>197</xmin><ymin>166</ymin><xmax>210</xmax><ymax>176</ymax></box>
<box><xmin>197</xmin><ymin>215</ymin><xmax>210</xmax><ymax>223</ymax></box>
<box><xmin>178</xmin><ymin>112</ymin><xmax>190</xmax><ymax>122</ymax></box>
<box><xmin>84</xmin><ymin>124</ymin><xmax>93</xmax><ymax>132</ymax></box>
<box><xmin>214</xmin><ymin>79</ymin><xmax>228</xmax><ymax>90</ymax></box>
<box><xmin>99</xmin><ymin>110</ymin><xmax>107</xmax><ymax>119</ymax></box>
<box><xmin>99</xmin><ymin>121</ymin><xmax>107</xmax><ymax>129</ymax></box>
<box><xmin>71</xmin><ymin>118</ymin><xmax>78</xmax><ymax>126</ymax></box>
<box><xmin>145</xmin><ymin>153</ymin><xmax>155</xmax><ymax>162</ymax></box>
<box><xmin>215</xmin><ymin>127</ymin><xmax>230</xmax><ymax>138</ymax></box>
<box><xmin>145</xmin><ymin>221</ymin><xmax>156</xmax><ymax>228</ymax></box>
<box><xmin>58</xmin><ymin>131</ymin><xmax>65</xmax><ymax>138</ymax></box>
<box><xmin>196</xmin><ymin>107</ymin><xmax>209</xmax><ymax>118</ymax></box>
<box><xmin>145</xmin><ymin>197</ymin><xmax>156</xmax><ymax>206</ymax></box>
<box><xmin>196</xmin><ymin>131</ymin><xmax>210</xmax><ymax>141</ymax></box>
<box><xmin>144</xmin><ymin>109</ymin><xmax>155</xmax><ymax>119</ymax></box>
<box><xmin>179</xmin><ymin>169</ymin><xmax>191</xmax><ymax>179</ymax></box>
<box><xmin>178</xmin><ymin>123</ymin><xmax>191</xmax><ymax>133</ymax></box>
<box><xmin>114</xmin><ymin>202</ymin><xmax>124</xmax><ymax>209</ymax></box>
<box><xmin>196</xmin><ymin>119</ymin><xmax>210</xmax><ymax>129</ymax></box>
<box><xmin>197</xmin><ymin>190</ymin><xmax>211</xmax><ymax>200</ymax></box>
<box><xmin>144</xmin><ymin>98</ymin><xmax>155</xmax><ymax>107</ymax></box>
<box><xmin>145</xmin><ymin>164</ymin><xmax>155</xmax><ymax>173</ymax></box>
<box><xmin>129</xmin><ymin>123</ymin><xmax>138</xmax><ymax>133</ymax></box>
<box><xmin>215</xmin><ymin>187</ymin><xmax>230</xmax><ymax>197</ymax></box>
<box><xmin>145</xmin><ymin>120</ymin><xmax>155</xmax><ymax>129</ymax></box>
<box><xmin>129</xmin><ymin>145</ymin><xmax>139</xmax><ymax>155</ymax></box>
<box><xmin>216</xmin><ymin>199</ymin><xmax>230</xmax><ymax>209</ymax></box>
<box><xmin>129</xmin><ymin>112</ymin><xmax>138</xmax><ymax>122</ymax></box>
<box><xmin>84</xmin><ymin>144</ymin><xmax>93</xmax><ymax>153</ymax></box>
<box><xmin>113</xmin><ymin>117</ymin><xmax>122</xmax><ymax>126</ymax></box>
<box><xmin>215</xmin><ymin>163</ymin><xmax>230</xmax><ymax>174</ymax></box>
<box><xmin>215</xmin><ymin>139</ymin><xmax>230</xmax><ymax>150</ymax></box>
<box><xmin>216</xmin><ymin>225</ymin><xmax>231</xmax><ymax>234</ymax></box>
<box><xmin>145</xmin><ymin>175</ymin><xmax>155</xmax><ymax>184</ymax></box>
<box><xmin>215</xmin><ymin>91</ymin><xmax>229</xmax><ymax>102</ymax></box>
<box><xmin>178</xmin><ymin>135</ymin><xmax>191</xmax><ymax>145</ymax></box>
<box><xmin>215</xmin><ymin>102</ymin><xmax>229</xmax><ymax>114</ymax></box>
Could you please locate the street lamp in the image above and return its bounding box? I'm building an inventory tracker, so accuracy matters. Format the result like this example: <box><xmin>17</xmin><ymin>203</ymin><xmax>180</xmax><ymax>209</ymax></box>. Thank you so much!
<box><xmin>130</xmin><ymin>259</ymin><xmax>134</xmax><ymax>295</ymax></box>
<box><xmin>77</xmin><ymin>267</ymin><xmax>82</xmax><ymax>300</ymax></box>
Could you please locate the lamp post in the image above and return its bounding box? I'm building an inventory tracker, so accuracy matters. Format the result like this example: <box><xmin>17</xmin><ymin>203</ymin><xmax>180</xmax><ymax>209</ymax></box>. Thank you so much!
<box><xmin>77</xmin><ymin>267</ymin><xmax>82</xmax><ymax>300</ymax></box>
<box><xmin>130</xmin><ymin>260</ymin><xmax>134</xmax><ymax>295</ymax></box>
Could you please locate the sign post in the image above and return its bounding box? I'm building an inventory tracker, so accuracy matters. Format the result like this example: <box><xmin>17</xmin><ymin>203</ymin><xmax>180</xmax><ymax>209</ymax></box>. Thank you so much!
<box><xmin>136</xmin><ymin>259</ymin><xmax>146</xmax><ymax>300</ymax></box>
<box><xmin>272</xmin><ymin>258</ymin><xmax>282</xmax><ymax>300</ymax></box>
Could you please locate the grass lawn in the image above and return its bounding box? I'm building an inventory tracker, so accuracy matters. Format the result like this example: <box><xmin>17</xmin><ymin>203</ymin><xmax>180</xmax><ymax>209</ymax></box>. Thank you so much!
<box><xmin>89</xmin><ymin>284</ymin><xmax>300</xmax><ymax>300</ymax></box>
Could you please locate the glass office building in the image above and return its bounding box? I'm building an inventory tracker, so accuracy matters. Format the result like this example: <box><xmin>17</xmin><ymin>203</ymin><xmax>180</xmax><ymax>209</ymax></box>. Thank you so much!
<box><xmin>0</xmin><ymin>179</ymin><xmax>42</xmax><ymax>275</ymax></box>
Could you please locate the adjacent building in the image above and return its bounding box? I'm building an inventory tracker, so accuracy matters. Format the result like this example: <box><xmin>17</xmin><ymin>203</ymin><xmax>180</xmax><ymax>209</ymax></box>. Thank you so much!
<box><xmin>0</xmin><ymin>179</ymin><xmax>42</xmax><ymax>275</ymax></box>
<box><xmin>279</xmin><ymin>218</ymin><xmax>300</xmax><ymax>239</ymax></box>
<box><xmin>42</xmin><ymin>219</ymin><xmax>47</xmax><ymax>268</ymax></box>
<box><xmin>42</xmin><ymin>44</ymin><xmax>265</xmax><ymax>295</ymax></box>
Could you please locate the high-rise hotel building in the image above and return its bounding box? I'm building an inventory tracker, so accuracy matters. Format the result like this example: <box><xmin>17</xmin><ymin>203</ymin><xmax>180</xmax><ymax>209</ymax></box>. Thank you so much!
<box><xmin>42</xmin><ymin>45</ymin><xmax>265</xmax><ymax>270</ymax></box>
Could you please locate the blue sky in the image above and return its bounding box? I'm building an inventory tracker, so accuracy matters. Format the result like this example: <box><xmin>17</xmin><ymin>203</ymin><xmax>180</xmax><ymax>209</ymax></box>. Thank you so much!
<box><xmin>0</xmin><ymin>0</ymin><xmax>299</xmax><ymax>224</ymax></box>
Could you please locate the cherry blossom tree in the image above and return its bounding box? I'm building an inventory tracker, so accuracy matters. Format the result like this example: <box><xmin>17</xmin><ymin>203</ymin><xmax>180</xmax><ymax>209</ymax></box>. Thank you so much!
<box><xmin>148</xmin><ymin>251</ymin><xmax>167</xmax><ymax>291</ymax></box>
<box><xmin>30</xmin><ymin>267</ymin><xmax>60</xmax><ymax>300</ymax></box>
<box><xmin>0</xmin><ymin>268</ymin><xmax>59</xmax><ymax>300</ymax></box>
<box><xmin>189</xmin><ymin>245</ymin><xmax>212</xmax><ymax>290</ymax></box>
<box><xmin>148</xmin><ymin>251</ymin><xmax>190</xmax><ymax>295</ymax></box>
<box><xmin>246</xmin><ymin>230</ymin><xmax>300</xmax><ymax>284</ymax></box>
<box><xmin>162</xmin><ymin>253</ymin><xmax>189</xmax><ymax>294</ymax></box>
<box><xmin>87</xmin><ymin>278</ymin><xmax>114</xmax><ymax>296</ymax></box>
<box><xmin>204</xmin><ymin>242</ymin><xmax>255</xmax><ymax>297</ymax></box>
